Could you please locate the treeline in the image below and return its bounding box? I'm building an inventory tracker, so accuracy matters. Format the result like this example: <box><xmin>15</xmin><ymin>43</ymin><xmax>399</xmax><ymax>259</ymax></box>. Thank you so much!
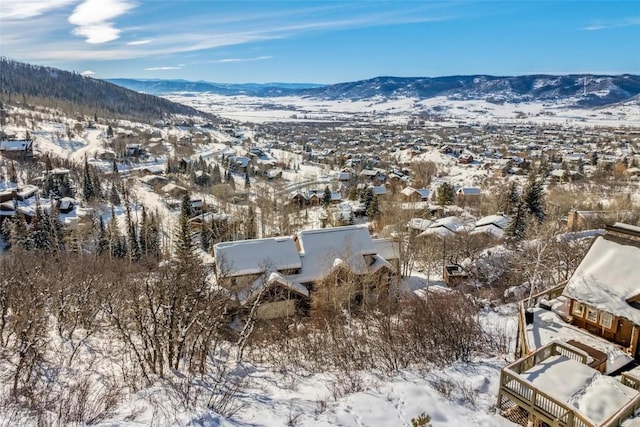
<box><xmin>0</xmin><ymin>58</ymin><xmax>210</xmax><ymax>123</ymax></box>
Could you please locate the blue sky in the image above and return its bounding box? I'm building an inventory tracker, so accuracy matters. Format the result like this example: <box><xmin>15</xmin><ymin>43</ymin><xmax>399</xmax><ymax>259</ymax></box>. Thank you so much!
<box><xmin>1</xmin><ymin>1</ymin><xmax>638</xmax><ymax>83</ymax></box>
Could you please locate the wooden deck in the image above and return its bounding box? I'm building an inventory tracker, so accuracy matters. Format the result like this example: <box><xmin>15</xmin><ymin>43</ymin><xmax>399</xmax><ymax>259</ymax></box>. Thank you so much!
<box><xmin>566</xmin><ymin>339</ymin><xmax>607</xmax><ymax>372</ymax></box>
<box><xmin>497</xmin><ymin>342</ymin><xmax>640</xmax><ymax>427</ymax></box>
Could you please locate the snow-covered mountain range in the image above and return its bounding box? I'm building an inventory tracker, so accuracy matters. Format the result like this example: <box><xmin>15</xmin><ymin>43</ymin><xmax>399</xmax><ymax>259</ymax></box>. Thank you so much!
<box><xmin>108</xmin><ymin>74</ymin><xmax>640</xmax><ymax>108</ymax></box>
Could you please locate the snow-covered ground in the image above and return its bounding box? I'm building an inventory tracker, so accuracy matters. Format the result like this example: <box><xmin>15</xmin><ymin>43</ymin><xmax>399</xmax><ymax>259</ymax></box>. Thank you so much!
<box><xmin>166</xmin><ymin>92</ymin><xmax>640</xmax><ymax>127</ymax></box>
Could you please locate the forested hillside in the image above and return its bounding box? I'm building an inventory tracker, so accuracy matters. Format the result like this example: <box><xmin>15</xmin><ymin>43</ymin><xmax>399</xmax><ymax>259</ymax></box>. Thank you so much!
<box><xmin>0</xmin><ymin>58</ymin><xmax>209</xmax><ymax>123</ymax></box>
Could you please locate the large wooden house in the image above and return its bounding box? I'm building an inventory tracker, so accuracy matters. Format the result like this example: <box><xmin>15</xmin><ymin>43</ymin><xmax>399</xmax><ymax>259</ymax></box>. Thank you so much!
<box><xmin>505</xmin><ymin>223</ymin><xmax>640</xmax><ymax>425</ymax></box>
<box><xmin>213</xmin><ymin>225</ymin><xmax>396</xmax><ymax>320</ymax></box>
<box><xmin>562</xmin><ymin>223</ymin><xmax>640</xmax><ymax>358</ymax></box>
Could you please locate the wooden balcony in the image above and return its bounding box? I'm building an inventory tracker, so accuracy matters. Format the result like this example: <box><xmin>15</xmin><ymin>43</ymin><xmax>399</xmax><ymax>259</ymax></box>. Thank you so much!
<box><xmin>498</xmin><ymin>342</ymin><xmax>640</xmax><ymax>427</ymax></box>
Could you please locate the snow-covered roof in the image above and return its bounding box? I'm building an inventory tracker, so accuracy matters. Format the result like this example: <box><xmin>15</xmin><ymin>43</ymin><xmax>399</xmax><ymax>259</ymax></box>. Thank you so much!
<box><xmin>475</xmin><ymin>214</ymin><xmax>510</xmax><ymax>229</ymax></box>
<box><xmin>373</xmin><ymin>238</ymin><xmax>400</xmax><ymax>261</ymax></box>
<box><xmin>160</xmin><ymin>183</ymin><xmax>188</xmax><ymax>194</ymax></box>
<box><xmin>407</xmin><ymin>217</ymin><xmax>433</xmax><ymax>231</ymax></box>
<box><xmin>236</xmin><ymin>271</ymin><xmax>310</xmax><ymax>306</ymax></box>
<box><xmin>400</xmin><ymin>187</ymin><xmax>416</xmax><ymax>197</ymax></box>
<box><xmin>371</xmin><ymin>185</ymin><xmax>387</xmax><ymax>195</ymax></box>
<box><xmin>470</xmin><ymin>224</ymin><xmax>505</xmax><ymax>238</ymax></box>
<box><xmin>214</xmin><ymin>236</ymin><xmax>301</xmax><ymax>277</ymax></box>
<box><xmin>58</xmin><ymin>197</ymin><xmax>75</xmax><ymax>210</ymax></box>
<box><xmin>416</xmin><ymin>188</ymin><xmax>431</xmax><ymax>199</ymax></box>
<box><xmin>189</xmin><ymin>212</ymin><xmax>228</xmax><ymax>223</ymax></box>
<box><xmin>611</xmin><ymin>222</ymin><xmax>640</xmax><ymax>235</ymax></box>
<box><xmin>418</xmin><ymin>216</ymin><xmax>472</xmax><ymax>238</ymax></box>
<box><xmin>563</xmin><ymin>236</ymin><xmax>640</xmax><ymax>324</ymax></box>
<box><xmin>294</xmin><ymin>225</ymin><xmax>378</xmax><ymax>282</ymax></box>
<box><xmin>518</xmin><ymin>354</ymin><xmax>639</xmax><ymax>425</ymax></box>
<box><xmin>457</xmin><ymin>187</ymin><xmax>482</xmax><ymax>196</ymax></box>
<box><xmin>139</xmin><ymin>174</ymin><xmax>168</xmax><ymax>185</ymax></box>
<box><xmin>0</xmin><ymin>139</ymin><xmax>32</xmax><ymax>151</ymax></box>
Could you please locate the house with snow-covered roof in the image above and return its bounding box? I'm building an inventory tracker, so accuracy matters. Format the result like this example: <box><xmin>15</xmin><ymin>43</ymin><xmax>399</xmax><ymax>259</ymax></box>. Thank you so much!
<box><xmin>516</xmin><ymin>223</ymin><xmax>640</xmax><ymax>379</ymax></box>
<box><xmin>400</xmin><ymin>187</ymin><xmax>431</xmax><ymax>202</ymax></box>
<box><xmin>455</xmin><ymin>187</ymin><xmax>483</xmax><ymax>205</ymax></box>
<box><xmin>418</xmin><ymin>216</ymin><xmax>471</xmax><ymax>239</ymax></box>
<box><xmin>561</xmin><ymin>224</ymin><xmax>640</xmax><ymax>357</ymax></box>
<box><xmin>0</xmin><ymin>139</ymin><xmax>33</xmax><ymax>160</ymax></box>
<box><xmin>212</xmin><ymin>225</ymin><xmax>396</xmax><ymax>319</ymax></box>
<box><xmin>214</xmin><ymin>236</ymin><xmax>309</xmax><ymax>320</ymax></box>
<box><xmin>470</xmin><ymin>213</ymin><xmax>511</xmax><ymax>239</ymax></box>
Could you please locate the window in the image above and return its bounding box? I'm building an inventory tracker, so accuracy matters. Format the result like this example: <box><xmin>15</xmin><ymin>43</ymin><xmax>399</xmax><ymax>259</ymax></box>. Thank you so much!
<box><xmin>586</xmin><ymin>306</ymin><xmax>598</xmax><ymax>323</ymax></box>
<box><xmin>600</xmin><ymin>311</ymin><xmax>613</xmax><ymax>329</ymax></box>
<box><xmin>572</xmin><ymin>302</ymin><xmax>584</xmax><ymax>317</ymax></box>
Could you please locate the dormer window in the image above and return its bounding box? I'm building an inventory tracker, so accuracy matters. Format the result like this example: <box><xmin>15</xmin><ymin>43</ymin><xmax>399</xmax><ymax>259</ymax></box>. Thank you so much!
<box><xmin>363</xmin><ymin>254</ymin><xmax>376</xmax><ymax>266</ymax></box>
<box><xmin>600</xmin><ymin>311</ymin><xmax>613</xmax><ymax>329</ymax></box>
<box><xmin>572</xmin><ymin>302</ymin><xmax>585</xmax><ymax>317</ymax></box>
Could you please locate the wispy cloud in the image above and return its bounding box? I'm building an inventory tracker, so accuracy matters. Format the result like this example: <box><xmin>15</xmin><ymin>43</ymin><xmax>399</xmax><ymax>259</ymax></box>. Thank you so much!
<box><xmin>582</xmin><ymin>17</ymin><xmax>640</xmax><ymax>31</ymax></box>
<box><xmin>214</xmin><ymin>56</ymin><xmax>273</xmax><ymax>63</ymax></box>
<box><xmin>1</xmin><ymin>2</ymin><xmax>454</xmax><ymax>63</ymax></box>
<box><xmin>144</xmin><ymin>66</ymin><xmax>182</xmax><ymax>71</ymax></box>
<box><xmin>68</xmin><ymin>0</ymin><xmax>136</xmax><ymax>43</ymax></box>
<box><xmin>127</xmin><ymin>39</ymin><xmax>151</xmax><ymax>45</ymax></box>
<box><xmin>0</xmin><ymin>0</ymin><xmax>78</xmax><ymax>19</ymax></box>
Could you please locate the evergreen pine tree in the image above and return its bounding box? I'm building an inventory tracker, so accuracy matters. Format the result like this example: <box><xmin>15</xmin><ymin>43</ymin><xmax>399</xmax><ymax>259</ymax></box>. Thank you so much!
<box><xmin>498</xmin><ymin>182</ymin><xmax>520</xmax><ymax>215</ymax></box>
<box><xmin>97</xmin><ymin>216</ymin><xmax>108</xmax><ymax>255</ymax></box>
<box><xmin>323</xmin><ymin>185</ymin><xmax>332</xmax><ymax>207</ymax></box>
<box><xmin>367</xmin><ymin>193</ymin><xmax>380</xmax><ymax>219</ymax></box>
<box><xmin>522</xmin><ymin>175</ymin><xmax>546</xmax><ymax>222</ymax></box>
<box><xmin>436</xmin><ymin>182</ymin><xmax>455</xmax><ymax>208</ymax></box>
<box><xmin>60</xmin><ymin>175</ymin><xmax>73</xmax><ymax>198</ymax></box>
<box><xmin>10</xmin><ymin>213</ymin><xmax>32</xmax><ymax>250</ymax></box>
<box><xmin>246</xmin><ymin>206</ymin><xmax>257</xmax><ymax>239</ymax></box>
<box><xmin>110</xmin><ymin>183</ymin><xmax>121</xmax><ymax>206</ymax></box>
<box><xmin>8</xmin><ymin>161</ymin><xmax>17</xmax><ymax>183</ymax></box>
<box><xmin>31</xmin><ymin>205</ymin><xmax>52</xmax><ymax>251</ymax></box>
<box><xmin>213</xmin><ymin>163</ymin><xmax>222</xmax><ymax>184</ymax></box>
<box><xmin>126</xmin><ymin>204</ymin><xmax>141</xmax><ymax>261</ymax></box>
<box><xmin>107</xmin><ymin>206</ymin><xmax>125</xmax><ymax>258</ymax></box>
<box><xmin>505</xmin><ymin>199</ymin><xmax>528</xmax><ymax>243</ymax></box>
<box><xmin>83</xmin><ymin>156</ymin><xmax>94</xmax><ymax>201</ymax></box>
<box><xmin>244</xmin><ymin>171</ymin><xmax>251</xmax><ymax>189</ymax></box>
<box><xmin>200</xmin><ymin>219</ymin><xmax>212</xmax><ymax>252</ymax></box>
<box><xmin>174</xmin><ymin>193</ymin><xmax>197</xmax><ymax>265</ymax></box>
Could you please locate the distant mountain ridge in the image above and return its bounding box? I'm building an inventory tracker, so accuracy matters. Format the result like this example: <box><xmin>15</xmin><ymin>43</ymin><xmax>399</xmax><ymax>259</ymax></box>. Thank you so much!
<box><xmin>0</xmin><ymin>58</ymin><xmax>209</xmax><ymax>122</ymax></box>
<box><xmin>109</xmin><ymin>74</ymin><xmax>640</xmax><ymax>108</ymax></box>
<box><xmin>106</xmin><ymin>79</ymin><xmax>324</xmax><ymax>97</ymax></box>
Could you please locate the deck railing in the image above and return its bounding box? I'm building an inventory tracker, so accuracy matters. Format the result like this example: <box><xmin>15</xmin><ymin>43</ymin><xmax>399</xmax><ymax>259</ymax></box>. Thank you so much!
<box><xmin>498</xmin><ymin>342</ymin><xmax>608</xmax><ymax>427</ymax></box>
<box><xmin>516</xmin><ymin>282</ymin><xmax>569</xmax><ymax>358</ymax></box>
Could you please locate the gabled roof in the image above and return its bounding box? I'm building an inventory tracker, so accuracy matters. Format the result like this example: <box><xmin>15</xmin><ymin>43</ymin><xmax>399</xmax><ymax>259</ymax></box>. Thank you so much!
<box><xmin>236</xmin><ymin>271</ymin><xmax>310</xmax><ymax>306</ymax></box>
<box><xmin>214</xmin><ymin>236</ymin><xmax>301</xmax><ymax>277</ymax></box>
<box><xmin>457</xmin><ymin>187</ymin><xmax>482</xmax><ymax>196</ymax></box>
<box><xmin>295</xmin><ymin>225</ymin><xmax>378</xmax><ymax>282</ymax></box>
<box><xmin>563</xmin><ymin>236</ymin><xmax>640</xmax><ymax>324</ymax></box>
<box><xmin>416</xmin><ymin>188</ymin><xmax>431</xmax><ymax>199</ymax></box>
<box><xmin>475</xmin><ymin>214</ymin><xmax>510</xmax><ymax>229</ymax></box>
<box><xmin>418</xmin><ymin>216</ymin><xmax>471</xmax><ymax>238</ymax></box>
<box><xmin>371</xmin><ymin>185</ymin><xmax>387</xmax><ymax>195</ymax></box>
<box><xmin>373</xmin><ymin>238</ymin><xmax>400</xmax><ymax>261</ymax></box>
<box><xmin>0</xmin><ymin>139</ymin><xmax>32</xmax><ymax>151</ymax></box>
<box><xmin>407</xmin><ymin>218</ymin><xmax>433</xmax><ymax>231</ymax></box>
<box><xmin>400</xmin><ymin>186</ymin><xmax>416</xmax><ymax>197</ymax></box>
